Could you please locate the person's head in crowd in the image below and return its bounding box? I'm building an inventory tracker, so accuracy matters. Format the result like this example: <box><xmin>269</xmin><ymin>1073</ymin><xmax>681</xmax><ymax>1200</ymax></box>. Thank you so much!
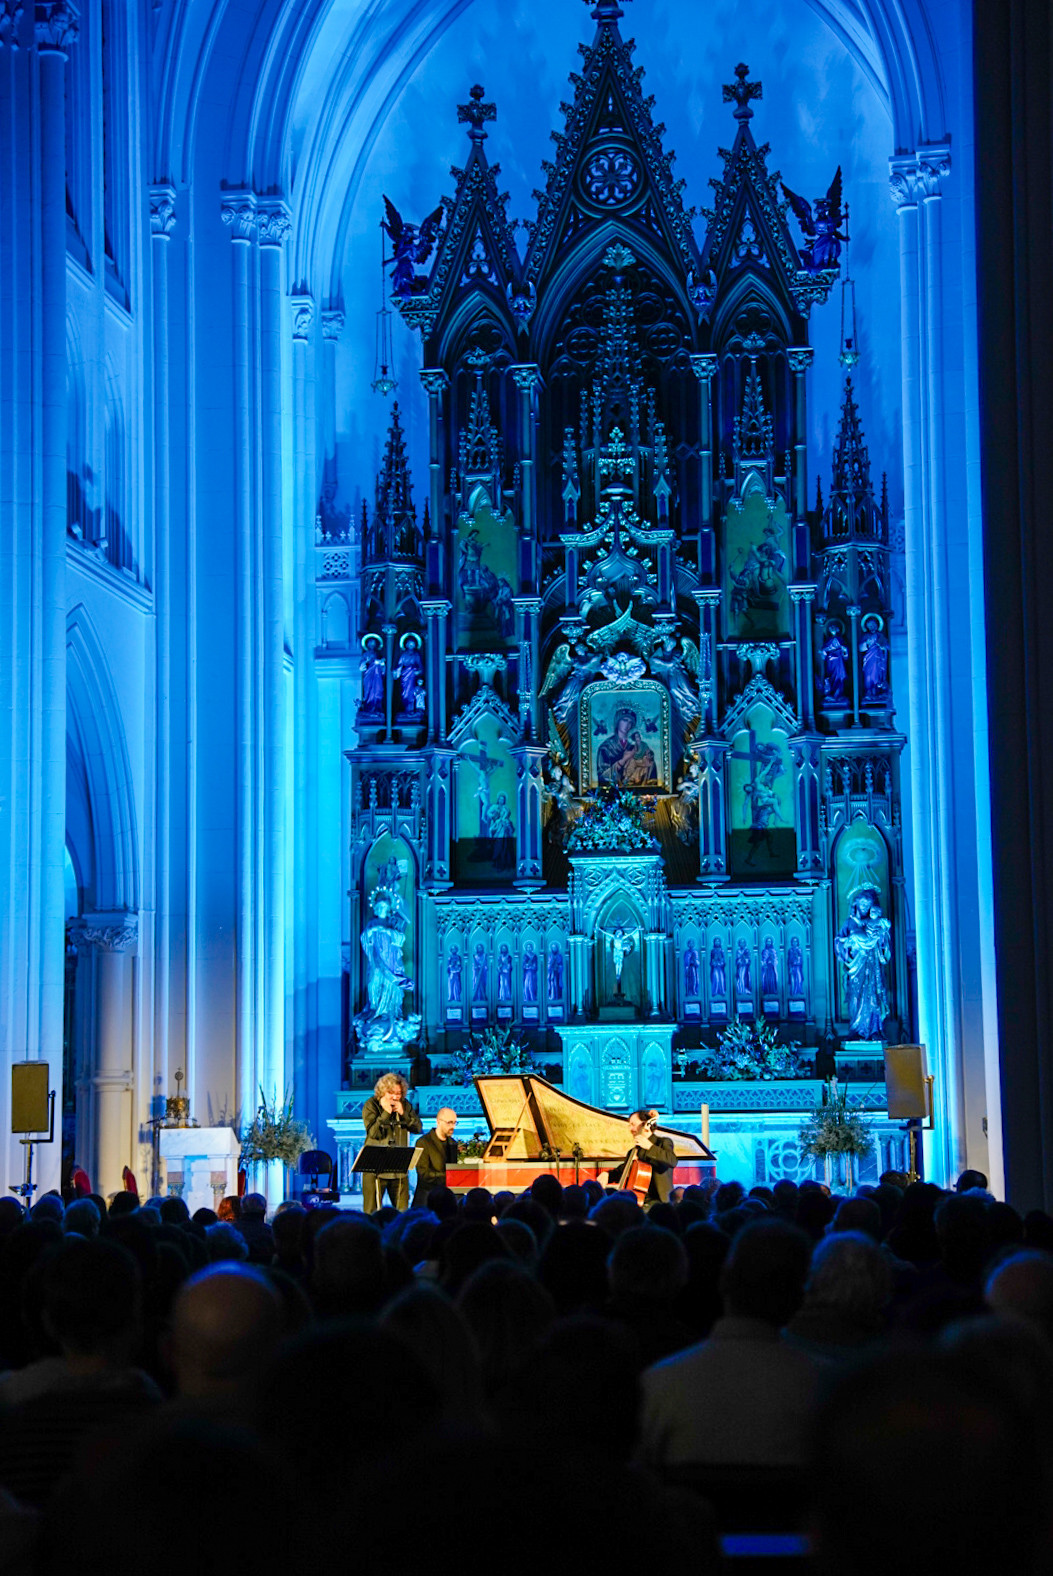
<box><xmin>168</xmin><ymin>1263</ymin><xmax>283</xmax><ymax>1408</ymax></box>
<box><xmin>1024</xmin><ymin>1210</ymin><xmax>1053</xmax><ymax>1255</ymax></box>
<box><xmin>679</xmin><ymin>1221</ymin><xmax>731</xmax><ymax>1337</ymax></box>
<box><xmin>865</xmin><ymin>1182</ymin><xmax>904</xmax><ymax>1237</ymax></box>
<box><xmin>879</xmin><ymin>1169</ymin><xmax>910</xmax><ymax>1191</ymax></box>
<box><xmin>608</xmin><ymin>1226</ymin><xmax>688</xmax><ymax>1305</ymax></box>
<box><xmin>311</xmin><ymin>1216</ymin><xmax>387</xmax><ymax>1318</ymax></box>
<box><xmin>271</xmin><ymin>1202</ymin><xmax>306</xmax><ymax>1273</ymax></box>
<box><xmin>108</xmin><ymin>1190</ymin><xmax>139</xmax><ymax>1217</ymax></box>
<box><xmin>502</xmin><ymin>1194</ymin><xmax>554</xmax><ymax>1250</ymax></box>
<box><xmin>159</xmin><ymin>1196</ymin><xmax>190</xmax><ymax>1227</ymax></box>
<box><xmin>529</xmin><ymin>1172</ymin><xmax>564</xmax><ymax>1219</ymax></box>
<box><xmin>217</xmin><ymin>1195</ymin><xmax>242</xmax><ymax>1223</ymax></box>
<box><xmin>457</xmin><ymin>1258</ymin><xmax>555</xmax><ymax>1396</ymax></box>
<box><xmin>40</xmin><ymin>1236</ymin><xmax>143</xmax><ymax>1368</ymax></box>
<box><xmin>439</xmin><ymin>1221</ymin><xmax>510</xmax><ymax>1296</ymax></box>
<box><xmin>582</xmin><ymin>1178</ymin><xmax>604</xmax><ymax>1209</ymax></box>
<box><xmin>380</xmin><ymin>1283</ymin><xmax>484</xmax><ymax>1421</ymax></box>
<box><xmin>192</xmin><ymin>1207</ymin><xmax>218</xmax><ymax>1227</ymax></box>
<box><xmin>242</xmin><ymin>1192</ymin><xmax>267</xmax><ymax>1218</ymax></box>
<box><xmin>796</xmin><ymin>1187</ymin><xmax>837</xmax><ymax>1240</ymax></box>
<box><xmin>266</xmin><ymin>1265</ymin><xmax>313</xmax><ymax>1338</ymax></box>
<box><xmin>137</xmin><ymin>1205</ymin><xmax>163</xmax><ymax>1230</ymax></box>
<box><xmin>31</xmin><ymin>1194</ymin><xmax>64</xmax><ymax>1224</ymax></box>
<box><xmin>515</xmin><ymin>1315</ymin><xmax>640</xmax><ymax>1462</ymax></box>
<box><xmin>716</xmin><ymin>1204</ymin><xmax>760</xmax><ymax>1239</ymax></box>
<box><xmin>647</xmin><ymin>1201</ymin><xmax>682</xmax><ymax>1235</ymax></box>
<box><xmin>205</xmin><ymin>1222</ymin><xmax>249</xmax><ymax>1263</ymax></box>
<box><xmin>537</xmin><ymin>1219</ymin><xmax>609</xmax><ymax>1315</ymax></box>
<box><xmin>496</xmin><ymin>1216</ymin><xmax>538</xmax><ymax>1269</ymax></box>
<box><xmin>713</xmin><ymin>1180</ymin><xmax>746</xmax><ymax>1214</ymax></box>
<box><xmin>462</xmin><ymin>1187</ymin><xmax>495</xmax><ymax>1223</ymax></box>
<box><xmin>492</xmin><ymin>1190</ymin><xmax>515</xmax><ymax>1218</ymax></box>
<box><xmin>934</xmin><ymin>1191</ymin><xmax>991</xmax><ymax>1284</ymax></box>
<box><xmin>830</xmin><ymin>1196</ymin><xmax>882</xmax><ymax>1242</ymax></box>
<box><xmin>796</xmin><ymin>1231</ymin><xmax>892</xmax><ymax>1330</ymax></box>
<box><xmin>425</xmin><ymin>1184</ymin><xmax>459</xmax><ymax>1222</ymax></box>
<box><xmin>587</xmin><ymin>1192</ymin><xmax>640</xmax><ymax>1238</ymax></box>
<box><xmin>560</xmin><ymin>1184</ymin><xmax>590</xmax><ymax>1221</ymax></box>
<box><xmin>719</xmin><ymin>1217</ymin><xmax>812</xmax><ymax>1328</ymax></box>
<box><xmin>748</xmin><ymin>1185</ymin><xmax>775</xmax><ymax>1210</ymax></box>
<box><xmin>384</xmin><ymin>1208</ymin><xmax>438</xmax><ymax>1270</ymax></box>
<box><xmin>772</xmin><ymin>1179</ymin><xmax>799</xmax><ymax>1219</ymax></box>
<box><xmin>985</xmin><ymin>1250</ymin><xmax>1053</xmax><ymax>1344</ymax></box>
<box><xmin>62</xmin><ymin>1198</ymin><xmax>101</xmax><ymax>1239</ymax></box>
<box><xmin>0</xmin><ymin>1197</ymin><xmax>25</xmax><ymax>1240</ymax></box>
<box><xmin>809</xmin><ymin>1348</ymin><xmax>1052</xmax><ymax>1576</ymax></box>
<box><xmin>956</xmin><ymin>1168</ymin><xmax>989</xmax><ymax>1194</ymax></box>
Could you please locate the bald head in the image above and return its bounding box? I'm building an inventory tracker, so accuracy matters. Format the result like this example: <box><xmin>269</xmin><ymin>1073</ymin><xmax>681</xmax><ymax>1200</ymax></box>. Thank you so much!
<box><xmin>986</xmin><ymin>1252</ymin><xmax>1053</xmax><ymax>1343</ymax></box>
<box><xmin>170</xmin><ymin>1264</ymin><xmax>283</xmax><ymax>1401</ymax></box>
<box><xmin>435</xmin><ymin>1108</ymin><xmax>458</xmax><ymax>1141</ymax></box>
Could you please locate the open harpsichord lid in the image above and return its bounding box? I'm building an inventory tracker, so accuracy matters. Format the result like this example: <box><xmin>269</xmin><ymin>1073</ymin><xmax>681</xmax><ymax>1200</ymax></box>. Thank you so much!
<box><xmin>471</xmin><ymin>1073</ymin><xmax>714</xmax><ymax>1161</ymax></box>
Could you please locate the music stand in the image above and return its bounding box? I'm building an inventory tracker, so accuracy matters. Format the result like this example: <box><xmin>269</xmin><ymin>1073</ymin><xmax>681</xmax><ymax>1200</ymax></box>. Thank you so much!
<box><xmin>351</xmin><ymin>1143</ymin><xmax>420</xmax><ymax>1178</ymax></box>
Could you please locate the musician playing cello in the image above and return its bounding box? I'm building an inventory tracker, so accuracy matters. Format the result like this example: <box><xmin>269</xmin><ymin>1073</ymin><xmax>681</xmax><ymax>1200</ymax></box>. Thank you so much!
<box><xmin>602</xmin><ymin>1108</ymin><xmax>677</xmax><ymax>1209</ymax></box>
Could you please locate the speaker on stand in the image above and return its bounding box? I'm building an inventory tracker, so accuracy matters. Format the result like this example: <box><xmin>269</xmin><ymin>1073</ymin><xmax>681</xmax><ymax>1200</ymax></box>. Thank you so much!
<box><xmin>883</xmin><ymin>1044</ymin><xmax>935</xmax><ymax>1182</ymax></box>
<box><xmin>10</xmin><ymin>1062</ymin><xmax>56</xmax><ymax>1202</ymax></box>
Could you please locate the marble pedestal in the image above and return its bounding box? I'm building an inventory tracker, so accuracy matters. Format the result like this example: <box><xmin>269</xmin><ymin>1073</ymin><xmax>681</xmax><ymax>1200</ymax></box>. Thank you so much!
<box><xmin>159</xmin><ymin>1126</ymin><xmax>241</xmax><ymax>1216</ymax></box>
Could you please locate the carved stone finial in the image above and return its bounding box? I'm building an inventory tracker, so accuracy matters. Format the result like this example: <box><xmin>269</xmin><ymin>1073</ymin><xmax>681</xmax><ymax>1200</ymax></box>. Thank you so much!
<box><xmin>722</xmin><ymin>63</ymin><xmax>762</xmax><ymax>122</ymax></box>
<box><xmin>457</xmin><ymin>83</ymin><xmax>496</xmax><ymax>143</ymax></box>
<box><xmin>582</xmin><ymin>0</ymin><xmax>629</xmax><ymax>22</ymax></box>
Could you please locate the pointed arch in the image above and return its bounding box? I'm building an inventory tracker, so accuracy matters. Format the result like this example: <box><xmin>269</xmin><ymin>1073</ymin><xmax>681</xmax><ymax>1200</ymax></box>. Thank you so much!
<box><xmin>66</xmin><ymin>606</ymin><xmax>140</xmax><ymax>914</ymax></box>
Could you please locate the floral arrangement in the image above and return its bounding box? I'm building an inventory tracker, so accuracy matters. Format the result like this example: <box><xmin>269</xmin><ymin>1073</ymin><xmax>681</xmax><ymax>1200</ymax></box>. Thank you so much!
<box><xmin>456</xmin><ymin>1131</ymin><xmax>491</xmax><ymax>1159</ymax></box>
<box><xmin>798</xmin><ymin>1079</ymin><xmax>874</xmax><ymax>1160</ymax></box>
<box><xmin>451</xmin><ymin>1024</ymin><xmax>535</xmax><ymax>1087</ymax></box>
<box><xmin>239</xmin><ymin>1087</ymin><xmax>315</xmax><ymax>1169</ymax></box>
<box><xmin>700</xmin><ymin>1017</ymin><xmax>808</xmax><ymax>1081</ymax></box>
<box><xmin>565</xmin><ymin>785</ymin><xmax>657</xmax><ymax>853</ymax></box>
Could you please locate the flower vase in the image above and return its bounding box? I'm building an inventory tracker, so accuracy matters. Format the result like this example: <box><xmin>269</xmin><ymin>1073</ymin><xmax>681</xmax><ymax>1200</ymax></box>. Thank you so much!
<box><xmin>844</xmin><ymin>1151</ymin><xmax>855</xmax><ymax>1193</ymax></box>
<box><xmin>823</xmin><ymin>1153</ymin><xmax>832</xmax><ymax>1189</ymax></box>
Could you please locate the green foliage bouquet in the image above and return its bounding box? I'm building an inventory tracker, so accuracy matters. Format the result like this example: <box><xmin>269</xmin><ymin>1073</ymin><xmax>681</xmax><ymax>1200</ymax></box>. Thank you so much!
<box><xmin>451</xmin><ymin>1024</ymin><xmax>535</xmax><ymax>1087</ymax></box>
<box><xmin>239</xmin><ymin>1087</ymin><xmax>315</xmax><ymax>1169</ymax></box>
<box><xmin>700</xmin><ymin>1017</ymin><xmax>808</xmax><ymax>1081</ymax></box>
<box><xmin>798</xmin><ymin>1079</ymin><xmax>874</xmax><ymax>1160</ymax></box>
<box><xmin>565</xmin><ymin>786</ymin><xmax>657</xmax><ymax>853</ymax></box>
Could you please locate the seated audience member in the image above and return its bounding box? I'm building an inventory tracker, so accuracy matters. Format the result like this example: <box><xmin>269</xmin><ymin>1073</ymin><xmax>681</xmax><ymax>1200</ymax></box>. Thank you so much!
<box><xmin>601</xmin><ymin>1110</ymin><xmax>676</xmax><ymax>1209</ymax></box>
<box><xmin>192</xmin><ymin>1207</ymin><xmax>218</xmax><ymax>1227</ymax></box>
<box><xmin>167</xmin><ymin>1263</ymin><xmax>283</xmax><ymax>1421</ymax></box>
<box><xmin>462</xmin><ymin>1186</ymin><xmax>495</xmax><ymax>1223</ymax></box>
<box><xmin>107</xmin><ymin>1190</ymin><xmax>140</xmax><ymax>1218</ymax></box>
<box><xmin>0</xmin><ymin>1200</ymin><xmax>24</xmax><ymax>1243</ymax></box>
<box><xmin>217</xmin><ymin>1195</ymin><xmax>242</xmax><ymax>1224</ymax></box>
<box><xmin>796</xmin><ymin>1186</ymin><xmax>836</xmax><ymax>1241</ymax></box>
<box><xmin>380</xmin><ymin>1282</ymin><xmax>484</xmax><ymax>1422</ymax></box>
<box><xmin>424</xmin><ymin>1184</ymin><xmax>459</xmax><ymax>1223</ymax></box>
<box><xmin>411</xmin><ymin>1108</ymin><xmax>459</xmax><ymax>1207</ymax></box>
<box><xmin>236</xmin><ymin>1193</ymin><xmax>274</xmax><ymax>1264</ymax></box>
<box><xmin>496</xmin><ymin>1217</ymin><xmax>539</xmax><ymax>1269</ymax></box>
<box><xmin>1023</xmin><ymin>1210</ymin><xmax>1053</xmax><ymax>1254</ymax></box>
<box><xmin>772</xmin><ymin>1179</ymin><xmax>799</xmax><ymax>1219</ymax></box>
<box><xmin>529</xmin><ymin>1172</ymin><xmax>564</xmax><ymax>1219</ymax></box>
<box><xmin>712</xmin><ymin>1180</ymin><xmax>746</xmax><ymax>1215</ymax></box>
<box><xmin>879</xmin><ymin>1169</ymin><xmax>910</xmax><ymax>1191</ymax></box>
<box><xmin>560</xmin><ymin>1184</ymin><xmax>590</xmax><ymax>1221</ymax></box>
<box><xmin>987</xmin><ymin>1200</ymin><xmax>1024</xmax><ymax>1255</ymax></box>
<box><xmin>606</xmin><ymin>1226</ymin><xmax>692</xmax><ymax>1368</ymax></box>
<box><xmin>985</xmin><ymin>1251</ymin><xmax>1053</xmax><ymax>1344</ymax></box>
<box><xmin>956</xmin><ymin>1167</ymin><xmax>989</xmax><ymax>1194</ymax></box>
<box><xmin>501</xmin><ymin>1194</ymin><xmax>553</xmax><ymax>1248</ymax></box>
<box><xmin>885</xmin><ymin>1181</ymin><xmax>943</xmax><ymax>1265</ymax></box>
<box><xmin>639</xmin><ymin>1217</ymin><xmax>816</xmax><ymax>1467</ymax></box>
<box><xmin>829</xmin><ymin>1195</ymin><xmax>883</xmax><ymax>1242</ymax></box>
<box><xmin>809</xmin><ymin>1349</ymin><xmax>1053</xmax><ymax>1576</ymax></box>
<box><xmin>783</xmin><ymin>1231</ymin><xmax>892</xmax><ymax>1361</ymax></box>
<box><xmin>204</xmin><ymin>1222</ymin><xmax>249</xmax><ymax>1263</ymax></box>
<box><xmin>933</xmin><ymin>1192</ymin><xmax>991</xmax><ymax>1291</ymax></box>
<box><xmin>588</xmin><ymin>1192</ymin><xmax>642</xmax><ymax>1239</ymax></box>
<box><xmin>62</xmin><ymin>1198</ymin><xmax>100</xmax><ymax>1239</ymax></box>
<box><xmin>457</xmin><ymin>1259</ymin><xmax>555</xmax><ymax>1398</ymax></box>
<box><xmin>310</xmin><ymin>1217</ymin><xmax>388</xmax><ymax>1319</ymax></box>
<box><xmin>159</xmin><ymin>1196</ymin><xmax>190</xmax><ymax>1227</ymax></box>
<box><xmin>677</xmin><ymin>1222</ymin><xmax>730</xmax><ymax>1340</ymax></box>
<box><xmin>361</xmin><ymin>1072</ymin><xmax>423</xmax><ymax>1215</ymax></box>
<box><xmin>439</xmin><ymin>1221</ymin><xmax>510</xmax><ymax>1296</ymax></box>
<box><xmin>538</xmin><ymin>1220</ymin><xmax>609</xmax><ymax>1314</ymax></box>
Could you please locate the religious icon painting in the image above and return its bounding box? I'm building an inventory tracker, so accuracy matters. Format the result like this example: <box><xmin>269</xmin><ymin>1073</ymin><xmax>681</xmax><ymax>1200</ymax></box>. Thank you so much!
<box><xmin>727</xmin><ymin>705</ymin><xmax>797</xmax><ymax>879</ymax></box>
<box><xmin>725</xmin><ymin>488</ymin><xmax>791</xmax><ymax>641</ymax></box>
<box><xmin>580</xmin><ymin>679</ymin><xmax>671</xmax><ymax>792</ymax></box>
<box><xmin>454</xmin><ymin>716</ymin><xmax>516</xmax><ymax>885</ymax></box>
<box><xmin>453</xmin><ymin>490</ymin><xmax>517</xmax><ymax>650</ymax></box>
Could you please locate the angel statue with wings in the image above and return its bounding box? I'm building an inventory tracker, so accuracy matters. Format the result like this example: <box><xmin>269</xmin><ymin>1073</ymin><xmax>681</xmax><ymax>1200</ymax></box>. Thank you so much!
<box><xmin>382</xmin><ymin>196</ymin><xmax>445</xmax><ymax>300</ymax></box>
<box><xmin>781</xmin><ymin>166</ymin><xmax>846</xmax><ymax>273</ymax></box>
<box><xmin>540</xmin><ymin>637</ymin><xmax>603</xmax><ymax>726</ymax></box>
<box><xmin>649</xmin><ymin>633</ymin><xmax>702</xmax><ymax>726</ymax></box>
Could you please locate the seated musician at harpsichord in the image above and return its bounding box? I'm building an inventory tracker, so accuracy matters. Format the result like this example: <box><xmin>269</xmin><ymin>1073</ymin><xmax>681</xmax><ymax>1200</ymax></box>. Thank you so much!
<box><xmin>600</xmin><ymin>1109</ymin><xmax>677</xmax><ymax>1209</ymax></box>
<box><xmin>411</xmin><ymin>1107</ymin><xmax>459</xmax><ymax>1208</ymax></box>
<box><xmin>361</xmin><ymin>1072</ymin><xmax>423</xmax><ymax>1214</ymax></box>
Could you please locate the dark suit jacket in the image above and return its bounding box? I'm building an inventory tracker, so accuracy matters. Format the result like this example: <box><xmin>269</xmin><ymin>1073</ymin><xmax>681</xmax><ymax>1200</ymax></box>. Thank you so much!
<box><xmin>362</xmin><ymin>1097</ymin><xmax>422</xmax><ymax>1178</ymax></box>
<box><xmin>611</xmin><ymin>1134</ymin><xmax>677</xmax><ymax>1205</ymax></box>
<box><xmin>412</xmin><ymin>1129</ymin><xmax>459</xmax><ymax>1206</ymax></box>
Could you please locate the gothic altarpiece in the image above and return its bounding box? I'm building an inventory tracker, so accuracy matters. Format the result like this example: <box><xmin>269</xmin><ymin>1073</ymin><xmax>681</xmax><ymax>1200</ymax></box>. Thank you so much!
<box><xmin>334</xmin><ymin>3</ymin><xmax>911</xmax><ymax>1185</ymax></box>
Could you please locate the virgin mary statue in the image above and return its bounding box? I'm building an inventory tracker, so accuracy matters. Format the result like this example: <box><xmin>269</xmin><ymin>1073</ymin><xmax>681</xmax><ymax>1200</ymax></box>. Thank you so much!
<box><xmin>354</xmin><ymin>886</ymin><xmax>421</xmax><ymax>1051</ymax></box>
<box><xmin>834</xmin><ymin>889</ymin><xmax>892</xmax><ymax>1039</ymax></box>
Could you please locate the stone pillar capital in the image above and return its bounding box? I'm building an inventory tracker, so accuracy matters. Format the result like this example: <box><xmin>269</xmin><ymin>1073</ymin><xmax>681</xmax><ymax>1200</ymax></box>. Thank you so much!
<box><xmin>221</xmin><ymin>190</ymin><xmax>257</xmax><ymax>243</ymax></box>
<box><xmin>290</xmin><ymin>295</ymin><xmax>314</xmax><ymax>341</ymax></box>
<box><xmin>68</xmin><ymin>912</ymin><xmax>139</xmax><ymax>954</ymax></box>
<box><xmin>889</xmin><ymin>144</ymin><xmax>951</xmax><ymax>208</ymax></box>
<box><xmin>149</xmin><ymin>184</ymin><xmax>177</xmax><ymax>238</ymax></box>
<box><xmin>689</xmin><ymin>352</ymin><xmax>719</xmax><ymax>384</ymax></box>
<box><xmin>420</xmin><ymin>368</ymin><xmax>450</xmax><ymax>398</ymax></box>
<box><xmin>509</xmin><ymin>363</ymin><xmax>543</xmax><ymax>394</ymax></box>
<box><xmin>34</xmin><ymin>0</ymin><xmax>77</xmax><ymax>54</ymax></box>
<box><xmin>321</xmin><ymin>308</ymin><xmax>345</xmax><ymax>341</ymax></box>
<box><xmin>787</xmin><ymin>347</ymin><xmax>814</xmax><ymax>374</ymax></box>
<box><xmin>0</xmin><ymin>2</ymin><xmax>25</xmax><ymax>49</ymax></box>
<box><xmin>256</xmin><ymin>198</ymin><xmax>292</xmax><ymax>249</ymax></box>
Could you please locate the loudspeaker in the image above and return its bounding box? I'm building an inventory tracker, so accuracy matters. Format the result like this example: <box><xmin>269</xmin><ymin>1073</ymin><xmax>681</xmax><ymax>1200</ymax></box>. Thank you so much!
<box><xmin>11</xmin><ymin>1062</ymin><xmax>50</xmax><ymax>1134</ymax></box>
<box><xmin>884</xmin><ymin>1044</ymin><xmax>928</xmax><ymax>1120</ymax></box>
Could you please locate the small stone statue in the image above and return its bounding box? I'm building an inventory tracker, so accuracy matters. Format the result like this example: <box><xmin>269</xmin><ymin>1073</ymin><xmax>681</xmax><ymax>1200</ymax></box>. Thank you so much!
<box><xmin>760</xmin><ymin>936</ymin><xmax>779</xmax><ymax>997</ymax></box>
<box><xmin>472</xmin><ymin>942</ymin><xmax>488</xmax><ymax>1003</ymax></box>
<box><xmin>788</xmin><ymin>937</ymin><xmax>805</xmax><ymax>997</ymax></box>
<box><xmin>547</xmin><ymin>942</ymin><xmax>564</xmax><ymax>1000</ymax></box>
<box><xmin>821</xmin><ymin>624</ymin><xmax>849</xmax><ymax>704</ymax></box>
<box><xmin>358</xmin><ymin>636</ymin><xmax>385</xmax><ymax>715</ymax></box>
<box><xmin>710</xmin><ymin>938</ymin><xmax>727</xmax><ymax>998</ymax></box>
<box><xmin>396</xmin><ymin>634</ymin><xmax>426</xmax><ymax>715</ymax></box>
<box><xmin>861</xmin><ymin>618</ymin><xmax>890</xmax><ymax>703</ymax></box>
<box><xmin>835</xmin><ymin>889</ymin><xmax>892</xmax><ymax>1040</ymax></box>
<box><xmin>597</xmin><ymin>922</ymin><xmax>639</xmax><ymax>999</ymax></box>
<box><xmin>354</xmin><ymin>886</ymin><xmax>420</xmax><ymax>1052</ymax></box>
<box><xmin>683</xmin><ymin>939</ymin><xmax>701</xmax><ymax>999</ymax></box>
<box><xmin>522</xmin><ymin>942</ymin><xmax>538</xmax><ymax>1004</ymax></box>
<box><xmin>735</xmin><ymin>940</ymin><xmax>752</xmax><ymax>998</ymax></box>
<box><xmin>446</xmin><ymin>947</ymin><xmax>462</xmax><ymax>1003</ymax></box>
<box><xmin>496</xmin><ymin>944</ymin><xmax>513</xmax><ymax>1003</ymax></box>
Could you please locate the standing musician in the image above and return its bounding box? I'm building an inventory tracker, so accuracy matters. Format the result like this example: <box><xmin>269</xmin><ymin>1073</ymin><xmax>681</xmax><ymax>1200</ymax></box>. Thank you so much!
<box><xmin>602</xmin><ymin>1108</ymin><xmax>677</xmax><ymax>1208</ymax></box>
<box><xmin>361</xmin><ymin>1072</ymin><xmax>422</xmax><ymax>1213</ymax></box>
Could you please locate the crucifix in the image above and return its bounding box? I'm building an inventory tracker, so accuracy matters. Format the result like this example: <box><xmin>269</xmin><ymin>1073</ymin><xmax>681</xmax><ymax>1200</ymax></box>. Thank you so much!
<box><xmin>730</xmin><ymin>724</ymin><xmax>783</xmax><ymax>864</ymax></box>
<box><xmin>722</xmin><ymin>63</ymin><xmax>762</xmax><ymax>123</ymax></box>
<box><xmin>457</xmin><ymin>84</ymin><xmax>496</xmax><ymax>143</ymax></box>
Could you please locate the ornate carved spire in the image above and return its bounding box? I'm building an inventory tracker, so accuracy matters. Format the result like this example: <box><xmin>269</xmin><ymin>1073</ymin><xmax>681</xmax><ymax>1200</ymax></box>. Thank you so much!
<box><xmin>734</xmin><ymin>365</ymin><xmax>774</xmax><ymax>461</ymax></box>
<box><xmin>822</xmin><ymin>377</ymin><xmax>883</xmax><ymax>543</ymax></box>
<box><xmin>582</xmin><ymin>0</ymin><xmax>630</xmax><ymax>21</ymax></box>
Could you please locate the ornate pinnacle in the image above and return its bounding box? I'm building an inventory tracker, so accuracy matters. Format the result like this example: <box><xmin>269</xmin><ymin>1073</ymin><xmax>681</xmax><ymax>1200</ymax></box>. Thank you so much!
<box><xmin>722</xmin><ymin>63</ymin><xmax>762</xmax><ymax>122</ymax></box>
<box><xmin>457</xmin><ymin>83</ymin><xmax>496</xmax><ymax>143</ymax></box>
<box><xmin>582</xmin><ymin>0</ymin><xmax>629</xmax><ymax>20</ymax></box>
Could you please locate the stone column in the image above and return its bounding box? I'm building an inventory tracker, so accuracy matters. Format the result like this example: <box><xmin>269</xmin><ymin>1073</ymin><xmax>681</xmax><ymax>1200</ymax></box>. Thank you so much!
<box><xmin>693</xmin><ymin>588</ymin><xmax>722</xmax><ymax>734</ymax></box>
<box><xmin>791</xmin><ymin>736</ymin><xmax>824</xmax><ymax>876</ymax></box>
<box><xmin>787</xmin><ymin>348</ymin><xmax>814</xmax><ymax>522</ymax></box>
<box><xmin>644</xmin><ymin>931</ymin><xmax>666</xmax><ymax>1017</ymax></box>
<box><xmin>290</xmin><ymin>295</ymin><xmax>315</xmax><ymax>1119</ymax></box>
<box><xmin>889</xmin><ymin>146</ymin><xmax>962</xmax><ymax>1179</ymax></box>
<box><xmin>320</xmin><ymin>309</ymin><xmax>344</xmax><ymax>491</ymax></box>
<box><xmin>420</xmin><ymin>369</ymin><xmax>449</xmax><ymax>593</ymax></box>
<box><xmin>423</xmin><ymin>751</ymin><xmax>455</xmax><ymax>890</ymax></box>
<box><xmin>70</xmin><ymin>914</ymin><xmax>138</xmax><ymax>1198</ymax></box>
<box><xmin>421</xmin><ymin>598</ymin><xmax>451</xmax><ymax>744</ymax></box>
<box><xmin>790</xmin><ymin>584</ymin><xmax>817</xmax><ymax>729</ymax></box>
<box><xmin>690</xmin><ymin>353</ymin><xmax>718</xmax><ymax>570</ymax></box>
<box><xmin>696</xmin><ymin>738</ymin><xmax>731</xmax><ymax>882</ymax></box>
<box><xmin>511</xmin><ymin>744</ymin><xmax>547</xmax><ymax>890</ymax></box>
<box><xmin>509</xmin><ymin>364</ymin><xmax>542</xmax><ymax>588</ymax></box>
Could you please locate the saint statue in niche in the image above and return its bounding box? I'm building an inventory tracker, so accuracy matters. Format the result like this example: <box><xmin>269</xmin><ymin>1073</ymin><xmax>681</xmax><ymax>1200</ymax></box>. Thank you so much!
<box><xmin>821</xmin><ymin>623</ymin><xmax>849</xmax><ymax>704</ymax></box>
<box><xmin>683</xmin><ymin>939</ymin><xmax>701</xmax><ymax>999</ymax></box>
<box><xmin>487</xmin><ymin>793</ymin><xmax>514</xmax><ymax>870</ymax></box>
<box><xmin>735</xmin><ymin>940</ymin><xmax>752</xmax><ymax>997</ymax></box>
<box><xmin>472</xmin><ymin>943</ymin><xmax>488</xmax><ymax>1003</ymax></box>
<box><xmin>522</xmin><ymin>942</ymin><xmax>538</xmax><ymax>1004</ymax></box>
<box><xmin>596</xmin><ymin>708</ymin><xmax>657</xmax><ymax>787</ymax></box>
<box><xmin>835</xmin><ymin>889</ymin><xmax>892</xmax><ymax>1039</ymax></box>
<box><xmin>761</xmin><ymin>936</ymin><xmax>779</xmax><ymax>997</ymax></box>
<box><xmin>354</xmin><ymin>886</ymin><xmax>420</xmax><ymax>1052</ymax></box>
<box><xmin>860</xmin><ymin>616</ymin><xmax>890</xmax><ymax>703</ymax></box>
<box><xmin>358</xmin><ymin>635</ymin><xmax>385</xmax><ymax>715</ymax></box>
<box><xmin>496</xmin><ymin>944</ymin><xmax>513</xmax><ymax>1003</ymax></box>
<box><xmin>597</xmin><ymin>922</ymin><xmax>639</xmax><ymax>1000</ymax></box>
<box><xmin>396</xmin><ymin>633</ymin><xmax>426</xmax><ymax>715</ymax></box>
<box><xmin>447</xmin><ymin>947</ymin><xmax>462</xmax><ymax>1003</ymax></box>
<box><xmin>788</xmin><ymin>937</ymin><xmax>805</xmax><ymax>997</ymax></box>
<box><xmin>547</xmin><ymin>942</ymin><xmax>565</xmax><ymax>1000</ymax></box>
<box><xmin>710</xmin><ymin>938</ymin><xmax>727</xmax><ymax>998</ymax></box>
